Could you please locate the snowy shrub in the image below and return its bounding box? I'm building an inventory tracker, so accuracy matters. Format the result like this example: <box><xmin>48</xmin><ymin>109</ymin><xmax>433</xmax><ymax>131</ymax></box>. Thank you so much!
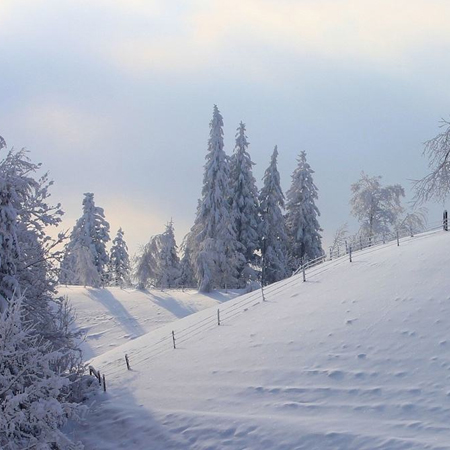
<box><xmin>0</xmin><ymin>294</ymin><xmax>84</xmax><ymax>450</ymax></box>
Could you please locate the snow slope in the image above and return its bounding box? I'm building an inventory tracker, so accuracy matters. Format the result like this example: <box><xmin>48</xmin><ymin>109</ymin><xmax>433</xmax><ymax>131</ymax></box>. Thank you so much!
<box><xmin>59</xmin><ymin>286</ymin><xmax>242</xmax><ymax>359</ymax></box>
<box><xmin>69</xmin><ymin>230</ymin><xmax>450</xmax><ymax>449</ymax></box>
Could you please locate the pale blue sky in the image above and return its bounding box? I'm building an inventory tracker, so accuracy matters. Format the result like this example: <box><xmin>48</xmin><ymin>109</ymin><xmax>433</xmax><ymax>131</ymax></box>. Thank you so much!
<box><xmin>1</xmin><ymin>0</ymin><xmax>449</xmax><ymax>254</ymax></box>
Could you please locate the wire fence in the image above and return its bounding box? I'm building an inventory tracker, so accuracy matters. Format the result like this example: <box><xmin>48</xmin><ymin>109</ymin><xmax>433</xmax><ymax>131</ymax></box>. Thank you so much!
<box><xmin>93</xmin><ymin>214</ymin><xmax>448</xmax><ymax>384</ymax></box>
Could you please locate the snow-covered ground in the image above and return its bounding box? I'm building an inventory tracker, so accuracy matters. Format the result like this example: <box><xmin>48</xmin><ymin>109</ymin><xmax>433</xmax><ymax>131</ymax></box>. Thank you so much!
<box><xmin>60</xmin><ymin>286</ymin><xmax>242</xmax><ymax>359</ymax></box>
<box><xmin>68</xmin><ymin>230</ymin><xmax>450</xmax><ymax>449</ymax></box>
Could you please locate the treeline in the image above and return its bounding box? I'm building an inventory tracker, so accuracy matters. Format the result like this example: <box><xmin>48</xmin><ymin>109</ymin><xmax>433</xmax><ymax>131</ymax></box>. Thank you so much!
<box><xmin>59</xmin><ymin>105</ymin><xmax>435</xmax><ymax>294</ymax></box>
<box><xmin>59</xmin><ymin>105</ymin><xmax>324</xmax><ymax>292</ymax></box>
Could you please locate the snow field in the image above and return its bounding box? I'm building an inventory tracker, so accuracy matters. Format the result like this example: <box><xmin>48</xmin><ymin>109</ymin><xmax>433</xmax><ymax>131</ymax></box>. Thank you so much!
<box><xmin>60</xmin><ymin>286</ymin><xmax>242</xmax><ymax>359</ymax></box>
<box><xmin>69</xmin><ymin>230</ymin><xmax>450</xmax><ymax>449</ymax></box>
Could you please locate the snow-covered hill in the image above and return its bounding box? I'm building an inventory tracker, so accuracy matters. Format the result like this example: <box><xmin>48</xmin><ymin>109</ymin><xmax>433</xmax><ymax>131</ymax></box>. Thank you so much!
<box><xmin>69</xmin><ymin>230</ymin><xmax>450</xmax><ymax>449</ymax></box>
<box><xmin>59</xmin><ymin>286</ymin><xmax>242</xmax><ymax>359</ymax></box>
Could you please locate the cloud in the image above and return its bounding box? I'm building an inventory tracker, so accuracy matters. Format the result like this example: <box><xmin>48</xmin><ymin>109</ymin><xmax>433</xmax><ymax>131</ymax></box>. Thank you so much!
<box><xmin>104</xmin><ymin>0</ymin><xmax>450</xmax><ymax>78</ymax></box>
<box><xmin>20</xmin><ymin>100</ymin><xmax>112</xmax><ymax>151</ymax></box>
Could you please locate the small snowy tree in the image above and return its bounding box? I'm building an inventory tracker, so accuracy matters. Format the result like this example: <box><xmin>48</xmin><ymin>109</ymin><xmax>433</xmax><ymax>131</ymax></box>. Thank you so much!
<box><xmin>108</xmin><ymin>228</ymin><xmax>130</xmax><ymax>287</ymax></box>
<box><xmin>396</xmin><ymin>208</ymin><xmax>428</xmax><ymax>237</ymax></box>
<box><xmin>61</xmin><ymin>193</ymin><xmax>110</xmax><ymax>286</ymax></box>
<box><xmin>178</xmin><ymin>243</ymin><xmax>197</xmax><ymax>289</ymax></box>
<box><xmin>158</xmin><ymin>221</ymin><xmax>181</xmax><ymax>288</ymax></box>
<box><xmin>73</xmin><ymin>244</ymin><xmax>101</xmax><ymax>288</ymax></box>
<box><xmin>0</xmin><ymin>294</ymin><xmax>82</xmax><ymax>450</ymax></box>
<box><xmin>259</xmin><ymin>146</ymin><xmax>289</xmax><ymax>285</ymax></box>
<box><xmin>229</xmin><ymin>122</ymin><xmax>260</xmax><ymax>284</ymax></box>
<box><xmin>330</xmin><ymin>223</ymin><xmax>349</xmax><ymax>255</ymax></box>
<box><xmin>133</xmin><ymin>236</ymin><xmax>160</xmax><ymax>289</ymax></box>
<box><xmin>414</xmin><ymin>118</ymin><xmax>450</xmax><ymax>204</ymax></box>
<box><xmin>188</xmin><ymin>105</ymin><xmax>244</xmax><ymax>292</ymax></box>
<box><xmin>285</xmin><ymin>151</ymin><xmax>324</xmax><ymax>269</ymax></box>
<box><xmin>133</xmin><ymin>222</ymin><xmax>181</xmax><ymax>289</ymax></box>
<box><xmin>351</xmin><ymin>173</ymin><xmax>405</xmax><ymax>241</ymax></box>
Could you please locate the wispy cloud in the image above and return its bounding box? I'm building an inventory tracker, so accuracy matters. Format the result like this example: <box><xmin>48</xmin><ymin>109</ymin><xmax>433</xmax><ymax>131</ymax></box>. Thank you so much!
<box><xmin>20</xmin><ymin>100</ymin><xmax>113</xmax><ymax>151</ymax></box>
<box><xmin>104</xmin><ymin>0</ymin><xmax>450</xmax><ymax>78</ymax></box>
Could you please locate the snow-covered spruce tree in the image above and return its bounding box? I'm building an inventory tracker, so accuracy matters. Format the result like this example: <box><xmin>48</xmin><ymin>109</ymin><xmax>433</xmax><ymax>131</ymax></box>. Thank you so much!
<box><xmin>158</xmin><ymin>221</ymin><xmax>181</xmax><ymax>289</ymax></box>
<box><xmin>285</xmin><ymin>151</ymin><xmax>324</xmax><ymax>270</ymax></box>
<box><xmin>229</xmin><ymin>122</ymin><xmax>260</xmax><ymax>284</ymax></box>
<box><xmin>188</xmin><ymin>106</ymin><xmax>245</xmax><ymax>292</ymax></box>
<box><xmin>350</xmin><ymin>172</ymin><xmax>404</xmax><ymax>241</ymax></box>
<box><xmin>0</xmin><ymin>294</ymin><xmax>82</xmax><ymax>450</ymax></box>
<box><xmin>61</xmin><ymin>193</ymin><xmax>110</xmax><ymax>286</ymax></box>
<box><xmin>108</xmin><ymin>228</ymin><xmax>130</xmax><ymax>287</ymax></box>
<box><xmin>259</xmin><ymin>146</ymin><xmax>289</xmax><ymax>285</ymax></box>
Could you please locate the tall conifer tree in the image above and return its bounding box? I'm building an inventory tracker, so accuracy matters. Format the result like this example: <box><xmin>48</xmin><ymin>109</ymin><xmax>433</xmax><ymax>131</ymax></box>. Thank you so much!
<box><xmin>229</xmin><ymin>122</ymin><xmax>260</xmax><ymax>284</ymax></box>
<box><xmin>285</xmin><ymin>151</ymin><xmax>323</xmax><ymax>269</ymax></box>
<box><xmin>259</xmin><ymin>146</ymin><xmax>289</xmax><ymax>285</ymax></box>
<box><xmin>188</xmin><ymin>105</ymin><xmax>244</xmax><ymax>292</ymax></box>
<box><xmin>60</xmin><ymin>193</ymin><xmax>110</xmax><ymax>286</ymax></box>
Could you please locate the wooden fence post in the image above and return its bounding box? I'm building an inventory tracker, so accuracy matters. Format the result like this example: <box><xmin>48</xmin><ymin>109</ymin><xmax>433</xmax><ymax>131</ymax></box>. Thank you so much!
<box><xmin>217</xmin><ymin>309</ymin><xmax>221</xmax><ymax>326</ymax></box>
<box><xmin>396</xmin><ymin>231</ymin><xmax>400</xmax><ymax>246</ymax></box>
<box><xmin>260</xmin><ymin>283</ymin><xmax>266</xmax><ymax>302</ymax></box>
<box><xmin>125</xmin><ymin>354</ymin><xmax>130</xmax><ymax>370</ymax></box>
<box><xmin>349</xmin><ymin>245</ymin><xmax>352</xmax><ymax>263</ymax></box>
<box><xmin>444</xmin><ymin>210</ymin><xmax>448</xmax><ymax>231</ymax></box>
<box><xmin>97</xmin><ymin>370</ymin><xmax>101</xmax><ymax>385</ymax></box>
<box><xmin>302</xmin><ymin>259</ymin><xmax>306</xmax><ymax>282</ymax></box>
<box><xmin>172</xmin><ymin>330</ymin><xmax>176</xmax><ymax>349</ymax></box>
<box><xmin>102</xmin><ymin>374</ymin><xmax>106</xmax><ymax>392</ymax></box>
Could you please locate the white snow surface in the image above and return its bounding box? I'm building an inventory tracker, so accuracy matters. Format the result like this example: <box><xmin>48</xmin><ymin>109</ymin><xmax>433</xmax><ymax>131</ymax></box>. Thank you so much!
<box><xmin>59</xmin><ymin>286</ymin><xmax>241</xmax><ymax>359</ymax></box>
<box><xmin>69</xmin><ymin>230</ymin><xmax>450</xmax><ymax>449</ymax></box>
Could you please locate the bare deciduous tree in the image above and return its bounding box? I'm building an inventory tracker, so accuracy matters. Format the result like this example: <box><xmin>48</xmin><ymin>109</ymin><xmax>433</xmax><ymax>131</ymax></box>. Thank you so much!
<box><xmin>414</xmin><ymin>119</ymin><xmax>450</xmax><ymax>204</ymax></box>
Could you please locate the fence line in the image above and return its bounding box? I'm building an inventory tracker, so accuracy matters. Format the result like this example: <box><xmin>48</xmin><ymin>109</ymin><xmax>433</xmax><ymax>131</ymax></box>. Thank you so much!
<box><xmin>96</xmin><ymin>216</ymin><xmax>447</xmax><ymax>380</ymax></box>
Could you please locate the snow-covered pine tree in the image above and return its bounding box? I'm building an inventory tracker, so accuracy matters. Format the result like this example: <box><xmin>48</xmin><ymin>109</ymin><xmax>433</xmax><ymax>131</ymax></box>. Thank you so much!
<box><xmin>189</xmin><ymin>105</ymin><xmax>245</xmax><ymax>292</ymax></box>
<box><xmin>108</xmin><ymin>228</ymin><xmax>130</xmax><ymax>287</ymax></box>
<box><xmin>285</xmin><ymin>151</ymin><xmax>324</xmax><ymax>270</ymax></box>
<box><xmin>259</xmin><ymin>146</ymin><xmax>289</xmax><ymax>285</ymax></box>
<box><xmin>158</xmin><ymin>221</ymin><xmax>181</xmax><ymax>289</ymax></box>
<box><xmin>61</xmin><ymin>193</ymin><xmax>110</xmax><ymax>286</ymax></box>
<box><xmin>229</xmin><ymin>122</ymin><xmax>260</xmax><ymax>284</ymax></box>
